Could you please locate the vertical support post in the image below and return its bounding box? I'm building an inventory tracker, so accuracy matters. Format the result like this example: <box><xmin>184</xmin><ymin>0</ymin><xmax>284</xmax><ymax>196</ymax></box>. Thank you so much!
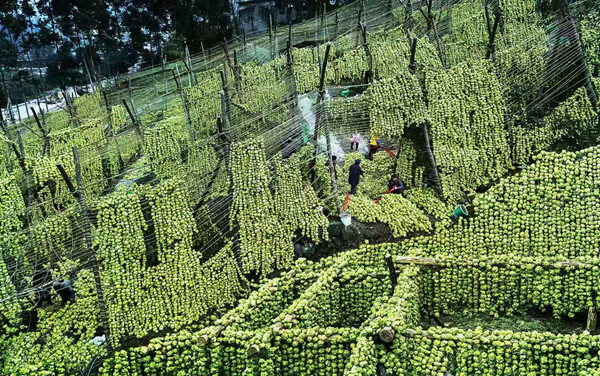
<box><xmin>201</xmin><ymin>42</ymin><xmax>208</xmax><ymax>71</ymax></box>
<box><xmin>311</xmin><ymin>44</ymin><xmax>341</xmax><ymax>213</ymax></box>
<box><xmin>422</xmin><ymin>121</ymin><xmax>444</xmax><ymax>197</ymax></box>
<box><xmin>409</xmin><ymin>38</ymin><xmax>418</xmax><ymax>73</ymax></box>
<box><xmin>23</xmin><ymin>95</ymin><xmax>30</xmax><ymax>118</ymax></box>
<box><xmin>81</xmin><ymin>49</ymin><xmax>95</xmax><ymax>92</ymax></box>
<box><xmin>385</xmin><ymin>254</ymin><xmax>398</xmax><ymax>294</ymax></box>
<box><xmin>588</xmin><ymin>307</ymin><xmax>597</xmax><ymax>331</ymax></box>
<box><xmin>56</xmin><ymin>148</ymin><xmax>112</xmax><ymax>352</ymax></box>
<box><xmin>269</xmin><ymin>14</ymin><xmax>274</xmax><ymax>60</ymax></box>
<box><xmin>408</xmin><ymin>37</ymin><xmax>444</xmax><ymax>197</ymax></box>
<box><xmin>122</xmin><ymin>98</ymin><xmax>143</xmax><ymax>140</ymax></box>
<box><xmin>31</xmin><ymin>107</ymin><xmax>50</xmax><ymax>156</ymax></box>
<box><xmin>317</xmin><ymin>44</ymin><xmax>323</xmax><ymax>75</ymax></box>
<box><xmin>172</xmin><ymin>69</ymin><xmax>195</xmax><ymax>143</ymax></box>
<box><xmin>486</xmin><ymin>12</ymin><xmax>501</xmax><ymax>60</ymax></box>
<box><xmin>185</xmin><ymin>41</ymin><xmax>195</xmax><ymax>87</ymax></box>
<box><xmin>335</xmin><ymin>12</ymin><xmax>339</xmax><ymax>38</ymax></box>
<box><xmin>362</xmin><ymin>24</ymin><xmax>373</xmax><ymax>84</ymax></box>
<box><xmin>568</xmin><ymin>15</ymin><xmax>598</xmax><ymax>109</ymax></box>
<box><xmin>102</xmin><ymin>90</ymin><xmax>111</xmax><ymax>120</ymax></box>
<box><xmin>220</xmin><ymin>66</ymin><xmax>234</xmax><ymax>137</ymax></box>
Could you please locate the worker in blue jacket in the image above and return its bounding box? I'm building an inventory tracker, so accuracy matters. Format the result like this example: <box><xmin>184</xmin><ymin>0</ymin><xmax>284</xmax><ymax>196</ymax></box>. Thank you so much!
<box><xmin>348</xmin><ymin>159</ymin><xmax>364</xmax><ymax>195</ymax></box>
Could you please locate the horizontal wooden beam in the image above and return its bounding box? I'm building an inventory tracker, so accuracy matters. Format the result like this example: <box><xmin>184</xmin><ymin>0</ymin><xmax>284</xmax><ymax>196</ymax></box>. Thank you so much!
<box><xmin>393</xmin><ymin>256</ymin><xmax>597</xmax><ymax>270</ymax></box>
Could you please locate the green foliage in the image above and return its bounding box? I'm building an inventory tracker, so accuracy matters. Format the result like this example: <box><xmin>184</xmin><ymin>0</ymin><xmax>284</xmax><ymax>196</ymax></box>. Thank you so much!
<box><xmin>143</xmin><ymin>119</ymin><xmax>183</xmax><ymax>179</ymax></box>
<box><xmin>72</xmin><ymin>92</ymin><xmax>105</xmax><ymax>120</ymax></box>
<box><xmin>370</xmin><ymin>28</ymin><xmax>441</xmax><ymax>79</ymax></box>
<box><xmin>186</xmin><ymin>140</ymin><xmax>229</xmax><ymax>203</ymax></box>
<box><xmin>0</xmin><ymin>174</ymin><xmax>26</xmax><ymax>260</ymax></box>
<box><xmin>367</xmin><ymin>73</ymin><xmax>428</xmax><ymax>138</ymax></box>
<box><xmin>416</xmin><ymin>254</ymin><xmax>600</xmax><ymax>318</ymax></box>
<box><xmin>110</xmin><ymin>105</ymin><xmax>127</xmax><ymax>133</ymax></box>
<box><xmin>581</xmin><ymin>9</ymin><xmax>600</xmax><ymax>74</ymax></box>
<box><xmin>273</xmin><ymin>156</ymin><xmax>329</xmax><ymax>244</ymax></box>
<box><xmin>377</xmin><ymin>194</ymin><xmax>432</xmax><ymax>238</ymax></box>
<box><xmin>402</xmin><ymin>327</ymin><xmax>600</xmax><ymax>376</ymax></box>
<box><xmin>0</xmin><ymin>269</ymin><xmax>105</xmax><ymax>375</ymax></box>
<box><xmin>405</xmin><ymin>188</ymin><xmax>451</xmax><ymax>222</ymax></box>
<box><xmin>426</xmin><ymin>59</ymin><xmax>511</xmax><ymax>200</ymax></box>
<box><xmin>230</xmin><ymin>138</ymin><xmax>293</xmax><ymax>274</ymax></box>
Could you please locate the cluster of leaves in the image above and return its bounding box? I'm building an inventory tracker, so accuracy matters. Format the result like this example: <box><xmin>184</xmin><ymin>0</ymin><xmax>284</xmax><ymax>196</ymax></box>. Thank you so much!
<box><xmin>404</xmin><ymin>188</ymin><xmax>450</xmax><ymax>221</ymax></box>
<box><xmin>0</xmin><ymin>269</ymin><xmax>106</xmax><ymax>375</ymax></box>
<box><xmin>30</xmin><ymin>207</ymin><xmax>75</xmax><ymax>261</ymax></box>
<box><xmin>230</xmin><ymin>138</ymin><xmax>294</xmax><ymax>275</ymax></box>
<box><xmin>330</xmin><ymin>46</ymin><xmax>368</xmax><ymax>84</ymax></box>
<box><xmin>275</xmin><ymin>256</ymin><xmax>390</xmax><ymax>330</ymax></box>
<box><xmin>376</xmin><ymin>194</ymin><xmax>432</xmax><ymax>238</ymax></box>
<box><xmin>186</xmin><ymin>140</ymin><xmax>229</xmax><ymax>203</ymax></box>
<box><xmin>0</xmin><ymin>174</ymin><xmax>26</xmax><ymax>261</ymax></box>
<box><xmin>292</xmin><ymin>46</ymin><xmax>336</xmax><ymax>94</ymax></box>
<box><xmin>348</xmin><ymin>267</ymin><xmax>422</xmax><ymax>375</ymax></box>
<box><xmin>96</xmin><ymin>182</ymin><xmax>246</xmax><ymax>344</ymax></box>
<box><xmin>72</xmin><ymin>92</ymin><xmax>105</xmax><ymax>121</ymax></box>
<box><xmin>370</xmin><ymin>28</ymin><xmax>441</xmax><ymax>79</ymax></box>
<box><xmin>426</xmin><ymin>59</ymin><xmax>512</xmax><ymax>201</ymax></box>
<box><xmin>143</xmin><ymin>119</ymin><xmax>183</xmax><ymax>179</ymax></box>
<box><xmin>416</xmin><ymin>254</ymin><xmax>600</xmax><ymax>318</ymax></box>
<box><xmin>239</xmin><ymin>58</ymin><xmax>289</xmax><ymax>125</ymax></box>
<box><xmin>401</xmin><ymin>326</ymin><xmax>600</xmax><ymax>375</ymax></box>
<box><xmin>366</xmin><ymin>72</ymin><xmax>428</xmax><ymax>138</ymax></box>
<box><xmin>394</xmin><ymin>138</ymin><xmax>418</xmax><ymax>186</ymax></box>
<box><xmin>185</xmin><ymin>72</ymin><xmax>223</xmax><ymax>137</ymax></box>
<box><xmin>48</xmin><ymin>118</ymin><xmax>107</xmax><ymax>156</ymax></box>
<box><xmin>273</xmin><ymin>156</ymin><xmax>329</xmax><ymax>244</ymax></box>
<box><xmin>580</xmin><ymin>8</ymin><xmax>600</xmax><ymax>74</ymax></box>
<box><xmin>110</xmin><ymin>105</ymin><xmax>127</xmax><ymax>134</ymax></box>
<box><xmin>509</xmin><ymin>87</ymin><xmax>597</xmax><ymax>165</ymax></box>
<box><xmin>0</xmin><ymin>256</ymin><xmax>20</xmax><ymax>332</ymax></box>
<box><xmin>441</xmin><ymin>0</ymin><xmax>488</xmax><ymax>66</ymax></box>
<box><xmin>325</xmin><ymin>96</ymin><xmax>368</xmax><ymax>133</ymax></box>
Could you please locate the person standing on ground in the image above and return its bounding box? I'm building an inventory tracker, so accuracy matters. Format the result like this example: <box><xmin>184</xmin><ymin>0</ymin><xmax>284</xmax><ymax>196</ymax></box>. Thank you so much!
<box><xmin>350</xmin><ymin>131</ymin><xmax>361</xmax><ymax>151</ymax></box>
<box><xmin>348</xmin><ymin>159</ymin><xmax>364</xmax><ymax>195</ymax></box>
<box><xmin>325</xmin><ymin>155</ymin><xmax>338</xmax><ymax>178</ymax></box>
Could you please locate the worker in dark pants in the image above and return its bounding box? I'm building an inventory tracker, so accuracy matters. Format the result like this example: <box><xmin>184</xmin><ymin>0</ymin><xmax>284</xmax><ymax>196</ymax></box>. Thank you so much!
<box><xmin>348</xmin><ymin>159</ymin><xmax>364</xmax><ymax>195</ymax></box>
<box><xmin>53</xmin><ymin>280</ymin><xmax>75</xmax><ymax>305</ymax></box>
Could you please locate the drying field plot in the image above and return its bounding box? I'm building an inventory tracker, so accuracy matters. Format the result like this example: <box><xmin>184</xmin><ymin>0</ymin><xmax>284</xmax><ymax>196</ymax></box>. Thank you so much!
<box><xmin>1</xmin><ymin>0</ymin><xmax>600</xmax><ymax>375</ymax></box>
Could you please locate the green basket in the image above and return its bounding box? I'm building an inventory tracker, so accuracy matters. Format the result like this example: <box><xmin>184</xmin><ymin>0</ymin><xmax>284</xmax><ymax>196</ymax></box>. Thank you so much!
<box><xmin>452</xmin><ymin>204</ymin><xmax>469</xmax><ymax>219</ymax></box>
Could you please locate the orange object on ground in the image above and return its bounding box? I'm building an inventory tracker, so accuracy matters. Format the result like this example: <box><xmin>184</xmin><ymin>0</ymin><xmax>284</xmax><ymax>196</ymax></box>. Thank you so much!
<box><xmin>374</xmin><ymin>188</ymin><xmax>395</xmax><ymax>204</ymax></box>
<box><xmin>342</xmin><ymin>193</ymin><xmax>352</xmax><ymax>211</ymax></box>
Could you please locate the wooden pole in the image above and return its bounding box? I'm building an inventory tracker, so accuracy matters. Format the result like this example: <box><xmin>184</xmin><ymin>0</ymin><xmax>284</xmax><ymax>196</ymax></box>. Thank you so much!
<box><xmin>121</xmin><ymin>98</ymin><xmax>143</xmax><ymax>140</ymax></box>
<box><xmin>172</xmin><ymin>69</ymin><xmax>195</xmax><ymax>142</ymax></box>
<box><xmin>385</xmin><ymin>254</ymin><xmax>398</xmax><ymax>293</ymax></box>
<box><xmin>56</xmin><ymin>148</ymin><xmax>112</xmax><ymax>352</ymax></box>
<box><xmin>393</xmin><ymin>255</ymin><xmax>600</xmax><ymax>270</ymax></box>
<box><xmin>314</xmin><ymin>44</ymin><xmax>341</xmax><ymax>213</ymax></box>
<box><xmin>568</xmin><ymin>15</ymin><xmax>598</xmax><ymax>109</ymax></box>
<box><xmin>31</xmin><ymin>107</ymin><xmax>50</xmax><ymax>156</ymax></box>
<box><xmin>486</xmin><ymin>12</ymin><xmax>501</xmax><ymax>60</ymax></box>
<box><xmin>422</xmin><ymin>121</ymin><xmax>444</xmax><ymax>196</ymax></box>
<box><xmin>588</xmin><ymin>308</ymin><xmax>597</xmax><ymax>331</ymax></box>
<box><xmin>409</xmin><ymin>38</ymin><xmax>418</xmax><ymax>73</ymax></box>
